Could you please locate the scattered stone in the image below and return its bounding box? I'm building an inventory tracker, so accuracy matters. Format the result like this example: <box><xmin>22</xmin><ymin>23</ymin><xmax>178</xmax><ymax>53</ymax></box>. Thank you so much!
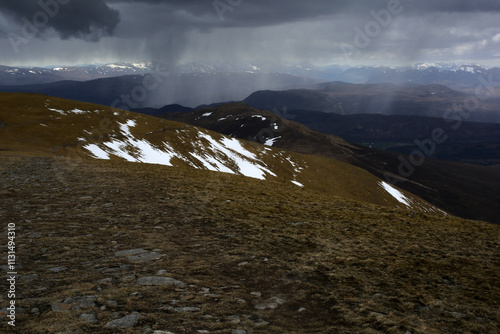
<box><xmin>159</xmin><ymin>306</ymin><xmax>174</xmax><ymax>312</ymax></box>
<box><xmin>252</xmin><ymin>319</ymin><xmax>270</xmax><ymax>326</ymax></box>
<box><xmin>255</xmin><ymin>302</ymin><xmax>278</xmax><ymax>310</ymax></box>
<box><xmin>447</xmin><ymin>311</ymin><xmax>467</xmax><ymax>319</ymax></box>
<box><xmin>250</xmin><ymin>292</ymin><xmax>261</xmax><ymax>297</ymax></box>
<box><xmin>152</xmin><ymin>331</ymin><xmax>176</xmax><ymax>334</ymax></box>
<box><xmin>238</xmin><ymin>262</ymin><xmax>249</xmax><ymax>266</ymax></box>
<box><xmin>269</xmin><ymin>297</ymin><xmax>286</xmax><ymax>305</ymax></box>
<box><xmin>232</xmin><ymin>330</ymin><xmax>246</xmax><ymax>334</ymax></box>
<box><xmin>228</xmin><ymin>315</ymin><xmax>241</xmax><ymax>324</ymax></box>
<box><xmin>298</xmin><ymin>307</ymin><xmax>307</xmax><ymax>312</ymax></box>
<box><xmin>114</xmin><ymin>248</ymin><xmax>147</xmax><ymax>257</ymax></box>
<box><xmin>79</xmin><ymin>196</ymin><xmax>93</xmax><ymax>201</ymax></box>
<box><xmin>157</xmin><ymin>269</ymin><xmax>169</xmax><ymax>275</ymax></box>
<box><xmin>28</xmin><ymin>232</ymin><xmax>41</xmax><ymax>238</ymax></box>
<box><xmin>289</xmin><ymin>221</ymin><xmax>308</xmax><ymax>225</ymax></box>
<box><xmin>103</xmin><ymin>312</ymin><xmax>140</xmax><ymax>328</ymax></box>
<box><xmin>31</xmin><ymin>308</ymin><xmax>40</xmax><ymax>314</ymax></box>
<box><xmin>98</xmin><ymin>277</ymin><xmax>113</xmax><ymax>284</ymax></box>
<box><xmin>173</xmin><ymin>307</ymin><xmax>201</xmax><ymax>313</ymax></box>
<box><xmin>121</xmin><ymin>274</ymin><xmax>136</xmax><ymax>282</ymax></box>
<box><xmin>136</xmin><ymin>276</ymin><xmax>186</xmax><ymax>287</ymax></box>
<box><xmin>197</xmin><ymin>330</ymin><xmax>209</xmax><ymax>333</ymax></box>
<box><xmin>64</xmin><ymin>296</ymin><xmax>97</xmax><ymax>309</ymax></box>
<box><xmin>79</xmin><ymin>313</ymin><xmax>98</xmax><ymax>324</ymax></box>
<box><xmin>220</xmin><ymin>285</ymin><xmax>240</xmax><ymax>289</ymax></box>
<box><xmin>48</xmin><ymin>266</ymin><xmax>67</xmax><ymax>272</ymax></box>
<box><xmin>128</xmin><ymin>251</ymin><xmax>163</xmax><ymax>263</ymax></box>
<box><xmin>369</xmin><ymin>311</ymin><xmax>387</xmax><ymax>317</ymax></box>
<box><xmin>107</xmin><ymin>300</ymin><xmax>118</xmax><ymax>307</ymax></box>
<box><xmin>51</xmin><ymin>302</ymin><xmax>72</xmax><ymax>312</ymax></box>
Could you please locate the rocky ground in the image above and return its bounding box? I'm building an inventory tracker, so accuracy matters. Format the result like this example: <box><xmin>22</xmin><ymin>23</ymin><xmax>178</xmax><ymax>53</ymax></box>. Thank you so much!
<box><xmin>0</xmin><ymin>152</ymin><xmax>499</xmax><ymax>333</ymax></box>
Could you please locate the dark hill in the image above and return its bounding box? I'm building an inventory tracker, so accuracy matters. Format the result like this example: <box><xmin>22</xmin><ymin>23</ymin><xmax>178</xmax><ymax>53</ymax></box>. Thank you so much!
<box><xmin>243</xmin><ymin>82</ymin><xmax>500</xmax><ymax>123</ymax></box>
<box><xmin>288</xmin><ymin>110</ymin><xmax>500</xmax><ymax>165</ymax></box>
<box><xmin>0</xmin><ymin>72</ymin><xmax>316</xmax><ymax>108</ymax></box>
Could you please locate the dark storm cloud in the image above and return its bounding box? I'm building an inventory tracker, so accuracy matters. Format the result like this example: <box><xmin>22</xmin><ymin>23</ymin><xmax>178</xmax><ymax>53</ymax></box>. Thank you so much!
<box><xmin>0</xmin><ymin>0</ymin><xmax>499</xmax><ymax>66</ymax></box>
<box><xmin>107</xmin><ymin>0</ymin><xmax>500</xmax><ymax>27</ymax></box>
<box><xmin>0</xmin><ymin>0</ymin><xmax>120</xmax><ymax>41</ymax></box>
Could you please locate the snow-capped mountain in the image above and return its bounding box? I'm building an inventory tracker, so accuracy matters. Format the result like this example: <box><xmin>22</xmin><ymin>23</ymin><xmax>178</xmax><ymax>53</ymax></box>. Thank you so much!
<box><xmin>0</xmin><ymin>62</ymin><xmax>156</xmax><ymax>85</ymax></box>
<box><xmin>335</xmin><ymin>63</ymin><xmax>500</xmax><ymax>91</ymax></box>
<box><xmin>1</xmin><ymin>61</ymin><xmax>498</xmax><ymax>85</ymax></box>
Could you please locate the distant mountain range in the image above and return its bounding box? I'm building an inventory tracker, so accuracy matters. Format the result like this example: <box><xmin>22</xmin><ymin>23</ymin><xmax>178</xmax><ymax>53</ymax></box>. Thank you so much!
<box><xmin>0</xmin><ymin>63</ymin><xmax>154</xmax><ymax>85</ymax></box>
<box><xmin>1</xmin><ymin>61</ymin><xmax>499</xmax><ymax>109</ymax></box>
<box><xmin>335</xmin><ymin>64</ymin><xmax>500</xmax><ymax>92</ymax></box>
<box><xmin>0</xmin><ymin>72</ymin><xmax>316</xmax><ymax>108</ymax></box>
<box><xmin>2</xmin><ymin>61</ymin><xmax>499</xmax><ymax>90</ymax></box>
<box><xmin>243</xmin><ymin>82</ymin><xmax>500</xmax><ymax>123</ymax></box>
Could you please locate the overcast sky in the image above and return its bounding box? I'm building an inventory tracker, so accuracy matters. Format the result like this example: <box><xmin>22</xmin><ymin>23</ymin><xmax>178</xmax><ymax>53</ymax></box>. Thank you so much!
<box><xmin>0</xmin><ymin>0</ymin><xmax>499</xmax><ymax>67</ymax></box>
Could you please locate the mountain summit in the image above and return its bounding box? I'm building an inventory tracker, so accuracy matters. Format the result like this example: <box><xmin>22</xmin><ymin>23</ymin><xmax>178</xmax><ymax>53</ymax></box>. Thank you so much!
<box><xmin>0</xmin><ymin>93</ymin><xmax>498</xmax><ymax>333</ymax></box>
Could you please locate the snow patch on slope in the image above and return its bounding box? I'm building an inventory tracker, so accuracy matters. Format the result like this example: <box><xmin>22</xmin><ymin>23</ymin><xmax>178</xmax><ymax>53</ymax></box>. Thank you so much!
<box><xmin>84</xmin><ymin>120</ymin><xmax>176</xmax><ymax>166</ymax></box>
<box><xmin>264</xmin><ymin>136</ymin><xmax>281</xmax><ymax>146</ymax></box>
<box><xmin>379</xmin><ymin>181</ymin><xmax>411</xmax><ymax>206</ymax></box>
<box><xmin>291</xmin><ymin>180</ymin><xmax>304</xmax><ymax>187</ymax></box>
<box><xmin>49</xmin><ymin>108</ymin><xmax>66</xmax><ymax>115</ymax></box>
<box><xmin>79</xmin><ymin>115</ymin><xmax>296</xmax><ymax>181</ymax></box>
<box><xmin>196</xmin><ymin>133</ymin><xmax>276</xmax><ymax>180</ymax></box>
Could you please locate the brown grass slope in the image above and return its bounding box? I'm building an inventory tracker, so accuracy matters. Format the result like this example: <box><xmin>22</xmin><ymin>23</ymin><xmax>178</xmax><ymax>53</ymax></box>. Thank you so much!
<box><xmin>2</xmin><ymin>93</ymin><xmax>498</xmax><ymax>333</ymax></box>
<box><xmin>0</xmin><ymin>152</ymin><xmax>499</xmax><ymax>333</ymax></box>
<box><xmin>0</xmin><ymin>92</ymin><xmax>439</xmax><ymax>212</ymax></box>
<box><xmin>153</xmin><ymin>102</ymin><xmax>500</xmax><ymax>224</ymax></box>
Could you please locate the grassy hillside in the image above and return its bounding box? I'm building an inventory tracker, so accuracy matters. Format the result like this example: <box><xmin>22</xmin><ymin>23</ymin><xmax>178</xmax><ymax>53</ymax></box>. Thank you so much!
<box><xmin>0</xmin><ymin>152</ymin><xmax>498</xmax><ymax>333</ymax></box>
<box><xmin>1</xmin><ymin>93</ymin><xmax>498</xmax><ymax>333</ymax></box>
<box><xmin>149</xmin><ymin>102</ymin><xmax>500</xmax><ymax>224</ymax></box>
<box><xmin>0</xmin><ymin>93</ymin><xmax>439</xmax><ymax>212</ymax></box>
